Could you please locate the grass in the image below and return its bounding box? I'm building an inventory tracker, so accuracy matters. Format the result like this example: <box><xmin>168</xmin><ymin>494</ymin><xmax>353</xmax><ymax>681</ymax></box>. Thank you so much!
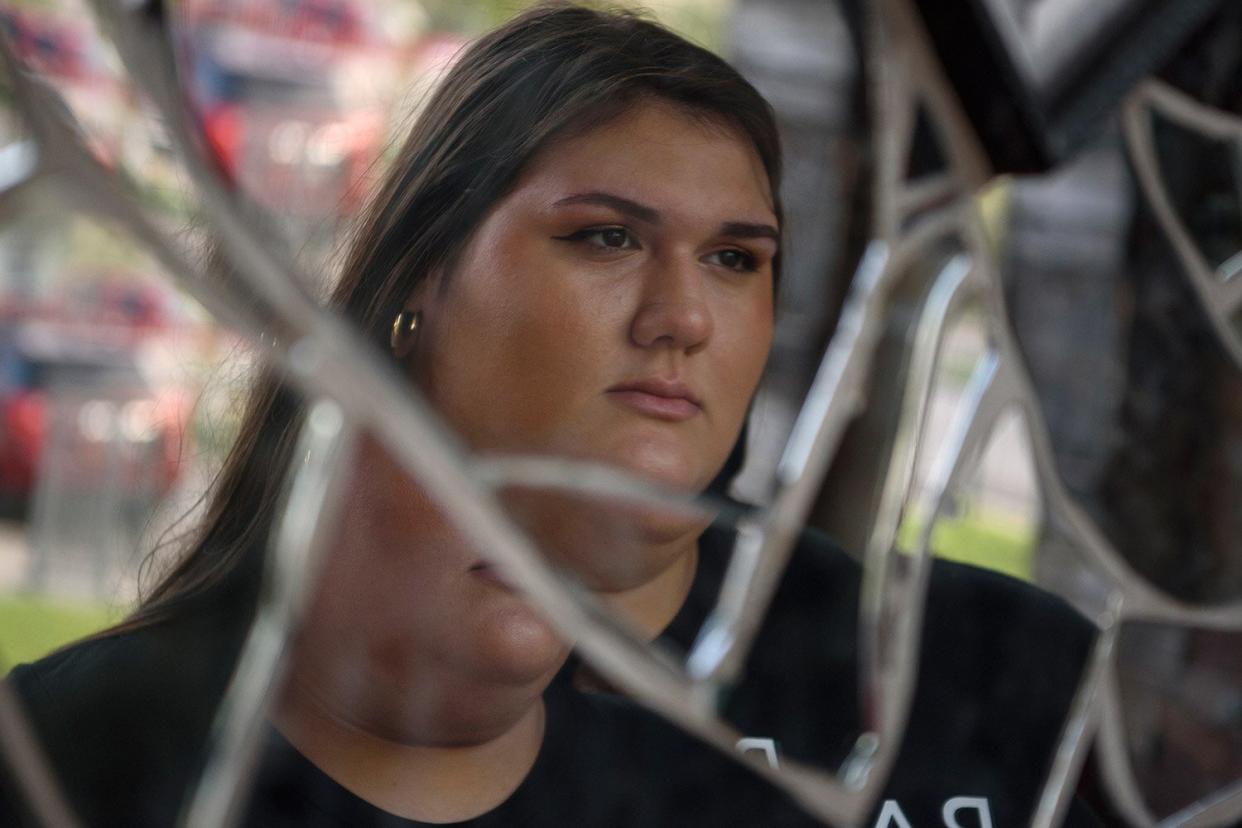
<box><xmin>0</xmin><ymin>596</ymin><xmax>120</xmax><ymax>669</ymax></box>
<box><xmin>898</xmin><ymin>508</ymin><xmax>1036</xmax><ymax>582</ymax></box>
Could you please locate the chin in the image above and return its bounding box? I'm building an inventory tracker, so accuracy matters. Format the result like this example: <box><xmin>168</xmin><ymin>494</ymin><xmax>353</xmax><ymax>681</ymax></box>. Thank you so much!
<box><xmin>357</xmin><ymin>608</ymin><xmax>565</xmax><ymax>747</ymax></box>
<box><xmin>501</xmin><ymin>486</ymin><xmax>703</xmax><ymax>591</ymax></box>
<box><xmin>469</xmin><ymin>598</ymin><xmax>568</xmax><ymax>685</ymax></box>
<box><xmin>619</xmin><ymin>446</ymin><xmax>701</xmax><ymax>491</ymax></box>
<box><xmin>564</xmin><ymin>511</ymin><xmax>706</xmax><ymax>593</ymax></box>
<box><xmin>609</xmin><ymin>453</ymin><xmax>719</xmax><ymax>544</ymax></box>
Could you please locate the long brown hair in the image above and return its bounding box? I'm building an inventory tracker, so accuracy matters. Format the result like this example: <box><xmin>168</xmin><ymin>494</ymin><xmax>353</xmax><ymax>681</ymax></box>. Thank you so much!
<box><xmin>126</xmin><ymin>2</ymin><xmax>784</xmax><ymax>632</ymax></box>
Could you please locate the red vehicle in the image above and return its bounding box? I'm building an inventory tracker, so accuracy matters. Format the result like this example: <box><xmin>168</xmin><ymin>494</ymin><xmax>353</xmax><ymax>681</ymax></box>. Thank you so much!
<box><xmin>195</xmin><ymin>69</ymin><xmax>382</xmax><ymax>216</ymax></box>
<box><xmin>0</xmin><ymin>331</ymin><xmax>188</xmax><ymax>512</ymax></box>
<box><xmin>179</xmin><ymin>0</ymin><xmax>384</xmax><ymax>216</ymax></box>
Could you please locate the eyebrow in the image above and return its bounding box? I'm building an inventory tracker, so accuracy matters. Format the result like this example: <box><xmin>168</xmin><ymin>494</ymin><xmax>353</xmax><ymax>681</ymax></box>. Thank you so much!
<box><xmin>552</xmin><ymin>191</ymin><xmax>780</xmax><ymax>242</ymax></box>
<box><xmin>719</xmin><ymin>221</ymin><xmax>781</xmax><ymax>243</ymax></box>
<box><xmin>553</xmin><ymin>192</ymin><xmax>660</xmax><ymax>224</ymax></box>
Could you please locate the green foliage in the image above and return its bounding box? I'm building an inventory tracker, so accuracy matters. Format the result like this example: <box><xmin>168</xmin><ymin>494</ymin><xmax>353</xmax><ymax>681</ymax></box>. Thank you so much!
<box><xmin>898</xmin><ymin>508</ymin><xmax>1036</xmax><ymax>582</ymax></box>
<box><xmin>928</xmin><ymin>512</ymin><xmax>1035</xmax><ymax>582</ymax></box>
<box><xmin>0</xmin><ymin>596</ymin><xmax>118</xmax><ymax>669</ymax></box>
<box><xmin>417</xmin><ymin>0</ymin><xmax>531</xmax><ymax>33</ymax></box>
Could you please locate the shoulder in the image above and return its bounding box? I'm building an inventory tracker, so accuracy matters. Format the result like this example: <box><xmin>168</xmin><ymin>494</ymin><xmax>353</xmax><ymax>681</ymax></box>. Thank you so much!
<box><xmin>693</xmin><ymin>522</ymin><xmax>1094</xmax><ymax>704</ymax></box>
<box><xmin>11</xmin><ymin>596</ymin><xmax>246</xmax><ymax>733</ymax></box>
<box><xmin>890</xmin><ymin>558</ymin><xmax>1098</xmax><ymax>826</ymax></box>
<box><xmin>775</xmin><ymin>536</ymin><xmax>1099</xmax><ymax>827</ymax></box>
<box><xmin>5</xmin><ymin>602</ymin><xmax>247</xmax><ymax>826</ymax></box>
<box><xmin>695</xmin><ymin>525</ymin><xmax>1099</xmax><ymax>825</ymax></box>
<box><xmin>752</xmin><ymin>525</ymin><xmax>1094</xmax><ymax>687</ymax></box>
<box><xmin>917</xmin><ymin>556</ymin><xmax>1095</xmax><ymax>717</ymax></box>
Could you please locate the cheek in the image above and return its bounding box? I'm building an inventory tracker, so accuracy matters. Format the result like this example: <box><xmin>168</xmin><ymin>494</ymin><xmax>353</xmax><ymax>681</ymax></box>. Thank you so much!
<box><xmin>713</xmin><ymin>292</ymin><xmax>774</xmax><ymax>410</ymax></box>
<box><xmin>424</xmin><ymin>257</ymin><xmax>623</xmax><ymax>451</ymax></box>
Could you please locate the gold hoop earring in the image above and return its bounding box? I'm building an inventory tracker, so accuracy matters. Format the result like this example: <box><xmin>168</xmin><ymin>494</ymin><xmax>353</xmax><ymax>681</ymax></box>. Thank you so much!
<box><xmin>390</xmin><ymin>309</ymin><xmax>421</xmax><ymax>354</ymax></box>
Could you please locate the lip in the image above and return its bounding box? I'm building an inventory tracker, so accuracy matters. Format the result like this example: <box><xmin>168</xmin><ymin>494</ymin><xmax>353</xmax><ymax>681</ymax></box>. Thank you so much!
<box><xmin>606</xmin><ymin>378</ymin><xmax>702</xmax><ymax>422</ymax></box>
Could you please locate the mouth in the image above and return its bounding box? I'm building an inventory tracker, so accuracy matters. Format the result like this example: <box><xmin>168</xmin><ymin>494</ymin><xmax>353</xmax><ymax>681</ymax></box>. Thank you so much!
<box><xmin>605</xmin><ymin>378</ymin><xmax>702</xmax><ymax>422</ymax></box>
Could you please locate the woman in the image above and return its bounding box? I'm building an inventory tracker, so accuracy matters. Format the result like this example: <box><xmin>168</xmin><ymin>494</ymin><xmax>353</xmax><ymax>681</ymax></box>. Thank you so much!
<box><xmin>3</xmin><ymin>5</ymin><xmax>805</xmax><ymax>826</ymax></box>
<box><xmin>2</xmin><ymin>5</ymin><xmax>1102</xmax><ymax>827</ymax></box>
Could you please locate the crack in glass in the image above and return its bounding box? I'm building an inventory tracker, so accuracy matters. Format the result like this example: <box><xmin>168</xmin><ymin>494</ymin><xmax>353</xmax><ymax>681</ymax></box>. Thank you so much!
<box><xmin>0</xmin><ymin>1</ymin><xmax>1239</xmax><ymax>825</ymax></box>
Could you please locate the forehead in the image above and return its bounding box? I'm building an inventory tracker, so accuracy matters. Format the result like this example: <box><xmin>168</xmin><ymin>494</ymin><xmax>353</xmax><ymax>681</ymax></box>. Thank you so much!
<box><xmin>509</xmin><ymin>101</ymin><xmax>777</xmax><ymax>222</ymax></box>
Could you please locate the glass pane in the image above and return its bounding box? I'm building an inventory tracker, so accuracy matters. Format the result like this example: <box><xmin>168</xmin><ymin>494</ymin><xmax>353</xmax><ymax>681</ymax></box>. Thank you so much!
<box><xmin>6</xmin><ymin>3</ymin><xmax>1213</xmax><ymax>828</ymax></box>
<box><xmin>1117</xmin><ymin>621</ymin><xmax>1242</xmax><ymax>821</ymax></box>
<box><xmin>1148</xmin><ymin>112</ymin><xmax>1242</xmax><ymax>283</ymax></box>
<box><xmin>1005</xmin><ymin>138</ymin><xmax>1242</xmax><ymax>606</ymax></box>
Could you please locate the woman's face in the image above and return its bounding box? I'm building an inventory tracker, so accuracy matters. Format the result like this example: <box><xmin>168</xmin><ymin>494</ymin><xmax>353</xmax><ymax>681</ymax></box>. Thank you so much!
<box><xmin>294</xmin><ymin>102</ymin><xmax>777</xmax><ymax>745</ymax></box>
<box><xmin>413</xmin><ymin>100</ymin><xmax>777</xmax><ymax>579</ymax></box>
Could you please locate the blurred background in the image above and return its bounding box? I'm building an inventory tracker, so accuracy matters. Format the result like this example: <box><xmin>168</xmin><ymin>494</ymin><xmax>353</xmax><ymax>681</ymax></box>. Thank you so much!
<box><xmin>0</xmin><ymin>0</ymin><xmax>1163</xmax><ymax>669</ymax></box>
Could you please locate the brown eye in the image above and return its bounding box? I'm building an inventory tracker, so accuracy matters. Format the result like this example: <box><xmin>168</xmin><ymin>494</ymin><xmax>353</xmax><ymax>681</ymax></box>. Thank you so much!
<box><xmin>554</xmin><ymin>226</ymin><xmax>639</xmax><ymax>251</ymax></box>
<box><xmin>597</xmin><ymin>228</ymin><xmax>630</xmax><ymax>248</ymax></box>
<box><xmin>705</xmin><ymin>248</ymin><xmax>758</xmax><ymax>272</ymax></box>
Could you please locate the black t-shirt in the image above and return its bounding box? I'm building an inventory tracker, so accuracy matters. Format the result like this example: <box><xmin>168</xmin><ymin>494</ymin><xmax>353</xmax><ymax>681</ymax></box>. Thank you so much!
<box><xmin>0</xmin><ymin>528</ymin><xmax>1101</xmax><ymax>826</ymax></box>
<box><xmin>667</xmin><ymin>525</ymin><xmax>1102</xmax><ymax>827</ymax></box>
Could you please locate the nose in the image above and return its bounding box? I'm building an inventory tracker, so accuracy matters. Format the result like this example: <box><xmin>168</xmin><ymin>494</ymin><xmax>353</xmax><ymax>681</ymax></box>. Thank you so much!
<box><xmin>629</xmin><ymin>256</ymin><xmax>713</xmax><ymax>354</ymax></box>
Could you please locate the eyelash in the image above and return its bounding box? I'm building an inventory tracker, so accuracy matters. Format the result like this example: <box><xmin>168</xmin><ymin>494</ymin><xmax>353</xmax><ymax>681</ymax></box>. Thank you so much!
<box><xmin>555</xmin><ymin>226</ymin><xmax>636</xmax><ymax>250</ymax></box>
<box><xmin>553</xmin><ymin>226</ymin><xmax>761</xmax><ymax>273</ymax></box>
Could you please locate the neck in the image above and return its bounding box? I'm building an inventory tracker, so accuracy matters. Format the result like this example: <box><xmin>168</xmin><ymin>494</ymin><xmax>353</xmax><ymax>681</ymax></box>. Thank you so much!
<box><xmin>273</xmin><ymin>676</ymin><xmax>547</xmax><ymax>823</ymax></box>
